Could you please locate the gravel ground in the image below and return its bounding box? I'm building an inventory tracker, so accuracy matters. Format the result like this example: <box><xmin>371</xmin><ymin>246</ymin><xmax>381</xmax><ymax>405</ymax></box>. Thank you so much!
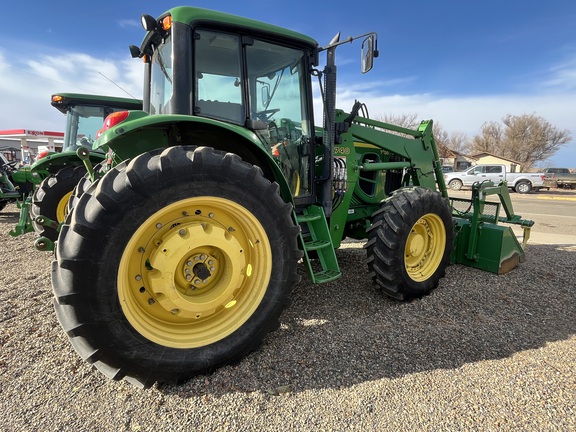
<box><xmin>1</xmin><ymin>201</ymin><xmax>574</xmax><ymax>431</ymax></box>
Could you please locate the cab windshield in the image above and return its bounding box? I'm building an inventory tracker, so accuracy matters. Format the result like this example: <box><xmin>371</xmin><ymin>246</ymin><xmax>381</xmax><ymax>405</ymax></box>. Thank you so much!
<box><xmin>149</xmin><ymin>34</ymin><xmax>173</xmax><ymax>115</ymax></box>
<box><xmin>65</xmin><ymin>105</ymin><xmax>117</xmax><ymax>150</ymax></box>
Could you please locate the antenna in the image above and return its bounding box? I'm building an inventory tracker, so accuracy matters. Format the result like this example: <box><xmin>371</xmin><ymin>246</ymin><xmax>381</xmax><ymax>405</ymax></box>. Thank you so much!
<box><xmin>98</xmin><ymin>72</ymin><xmax>138</xmax><ymax>100</ymax></box>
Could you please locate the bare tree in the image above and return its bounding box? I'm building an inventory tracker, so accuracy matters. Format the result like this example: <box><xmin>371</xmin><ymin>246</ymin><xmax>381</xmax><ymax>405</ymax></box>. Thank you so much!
<box><xmin>472</xmin><ymin>114</ymin><xmax>571</xmax><ymax>168</ymax></box>
<box><xmin>375</xmin><ymin>113</ymin><xmax>420</xmax><ymax>129</ymax></box>
<box><xmin>446</xmin><ymin>131</ymin><xmax>472</xmax><ymax>154</ymax></box>
<box><xmin>432</xmin><ymin>122</ymin><xmax>450</xmax><ymax>158</ymax></box>
<box><xmin>471</xmin><ymin>121</ymin><xmax>503</xmax><ymax>155</ymax></box>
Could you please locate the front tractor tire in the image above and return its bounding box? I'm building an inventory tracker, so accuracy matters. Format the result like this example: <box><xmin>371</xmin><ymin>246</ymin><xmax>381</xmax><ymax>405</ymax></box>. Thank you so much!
<box><xmin>31</xmin><ymin>165</ymin><xmax>87</xmax><ymax>241</ymax></box>
<box><xmin>365</xmin><ymin>187</ymin><xmax>454</xmax><ymax>300</ymax></box>
<box><xmin>52</xmin><ymin>146</ymin><xmax>301</xmax><ymax>387</ymax></box>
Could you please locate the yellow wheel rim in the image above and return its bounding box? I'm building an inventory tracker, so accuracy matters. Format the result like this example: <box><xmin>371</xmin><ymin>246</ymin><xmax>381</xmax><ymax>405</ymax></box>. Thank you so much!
<box><xmin>56</xmin><ymin>191</ymin><xmax>73</xmax><ymax>222</ymax></box>
<box><xmin>118</xmin><ymin>197</ymin><xmax>272</xmax><ymax>348</ymax></box>
<box><xmin>404</xmin><ymin>213</ymin><xmax>446</xmax><ymax>282</ymax></box>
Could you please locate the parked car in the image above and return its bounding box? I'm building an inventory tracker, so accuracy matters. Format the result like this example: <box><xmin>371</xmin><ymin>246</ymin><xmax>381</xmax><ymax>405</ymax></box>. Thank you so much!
<box><xmin>542</xmin><ymin>168</ymin><xmax>576</xmax><ymax>189</ymax></box>
<box><xmin>444</xmin><ymin>164</ymin><xmax>546</xmax><ymax>194</ymax></box>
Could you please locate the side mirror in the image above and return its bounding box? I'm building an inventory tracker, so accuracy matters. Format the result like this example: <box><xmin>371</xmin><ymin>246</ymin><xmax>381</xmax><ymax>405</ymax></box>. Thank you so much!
<box><xmin>260</xmin><ymin>84</ymin><xmax>271</xmax><ymax>107</ymax></box>
<box><xmin>361</xmin><ymin>35</ymin><xmax>377</xmax><ymax>74</ymax></box>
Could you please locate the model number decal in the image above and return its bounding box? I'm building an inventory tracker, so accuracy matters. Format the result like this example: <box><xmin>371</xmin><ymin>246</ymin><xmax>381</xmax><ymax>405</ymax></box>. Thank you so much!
<box><xmin>334</xmin><ymin>147</ymin><xmax>350</xmax><ymax>155</ymax></box>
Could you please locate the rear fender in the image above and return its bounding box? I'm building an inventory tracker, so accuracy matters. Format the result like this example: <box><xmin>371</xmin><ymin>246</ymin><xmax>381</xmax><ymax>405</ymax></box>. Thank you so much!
<box><xmin>30</xmin><ymin>150</ymin><xmax>105</xmax><ymax>177</ymax></box>
<box><xmin>96</xmin><ymin>112</ymin><xmax>294</xmax><ymax>203</ymax></box>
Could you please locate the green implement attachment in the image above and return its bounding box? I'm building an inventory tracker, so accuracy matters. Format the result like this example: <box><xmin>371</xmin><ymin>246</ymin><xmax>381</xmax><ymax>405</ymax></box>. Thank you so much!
<box><xmin>76</xmin><ymin>147</ymin><xmax>97</xmax><ymax>182</ymax></box>
<box><xmin>33</xmin><ymin>236</ymin><xmax>55</xmax><ymax>252</ymax></box>
<box><xmin>9</xmin><ymin>198</ymin><xmax>34</xmax><ymax>236</ymax></box>
<box><xmin>450</xmin><ymin>181</ymin><xmax>534</xmax><ymax>274</ymax></box>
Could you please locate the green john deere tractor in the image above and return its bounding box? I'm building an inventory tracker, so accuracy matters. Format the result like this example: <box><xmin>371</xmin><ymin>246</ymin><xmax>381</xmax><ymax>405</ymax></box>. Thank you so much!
<box><xmin>0</xmin><ymin>153</ymin><xmax>34</xmax><ymax>211</ymax></box>
<box><xmin>52</xmin><ymin>6</ymin><xmax>534</xmax><ymax>388</ymax></box>
<box><xmin>9</xmin><ymin>93</ymin><xmax>142</xmax><ymax>246</ymax></box>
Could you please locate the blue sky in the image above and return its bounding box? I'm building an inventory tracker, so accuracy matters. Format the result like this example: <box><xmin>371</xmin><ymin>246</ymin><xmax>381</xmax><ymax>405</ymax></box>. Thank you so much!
<box><xmin>1</xmin><ymin>1</ymin><xmax>575</xmax><ymax>167</ymax></box>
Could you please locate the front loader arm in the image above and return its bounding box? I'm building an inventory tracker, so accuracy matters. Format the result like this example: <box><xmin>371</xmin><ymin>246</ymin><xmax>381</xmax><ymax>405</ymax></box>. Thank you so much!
<box><xmin>342</xmin><ymin>112</ymin><xmax>446</xmax><ymax>195</ymax></box>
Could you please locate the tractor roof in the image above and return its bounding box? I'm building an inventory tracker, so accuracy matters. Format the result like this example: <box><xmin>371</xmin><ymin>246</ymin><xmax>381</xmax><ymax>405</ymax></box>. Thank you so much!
<box><xmin>165</xmin><ymin>6</ymin><xmax>319</xmax><ymax>49</ymax></box>
<box><xmin>50</xmin><ymin>93</ymin><xmax>143</xmax><ymax>115</ymax></box>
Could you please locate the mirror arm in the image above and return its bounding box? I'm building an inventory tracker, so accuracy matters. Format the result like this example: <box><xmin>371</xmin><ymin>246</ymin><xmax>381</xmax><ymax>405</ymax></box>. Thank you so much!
<box><xmin>318</xmin><ymin>32</ymin><xmax>378</xmax><ymax>52</ymax></box>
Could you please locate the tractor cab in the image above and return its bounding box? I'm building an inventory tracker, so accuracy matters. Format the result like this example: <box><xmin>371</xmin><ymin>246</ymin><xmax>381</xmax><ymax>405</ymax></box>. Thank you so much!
<box><xmin>51</xmin><ymin>94</ymin><xmax>143</xmax><ymax>153</ymax></box>
<box><xmin>132</xmin><ymin>10</ymin><xmax>319</xmax><ymax>203</ymax></box>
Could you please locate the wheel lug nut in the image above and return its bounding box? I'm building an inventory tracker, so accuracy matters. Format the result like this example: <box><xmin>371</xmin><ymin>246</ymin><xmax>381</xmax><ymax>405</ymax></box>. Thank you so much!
<box><xmin>208</xmin><ymin>260</ymin><xmax>213</xmax><ymax>265</ymax></box>
<box><xmin>179</xmin><ymin>229</ymin><xmax>186</xmax><ymax>236</ymax></box>
<box><xmin>200</xmin><ymin>254</ymin><xmax>206</xmax><ymax>260</ymax></box>
<box><xmin>187</xmin><ymin>261</ymin><xmax>192</xmax><ymax>266</ymax></box>
<box><xmin>156</xmin><ymin>223</ymin><xmax>162</xmax><ymax>229</ymax></box>
<box><xmin>186</xmin><ymin>274</ymin><xmax>192</xmax><ymax>281</ymax></box>
<box><xmin>135</xmin><ymin>275</ymin><xmax>142</xmax><ymax>281</ymax></box>
<box><xmin>195</xmin><ymin>279</ymin><xmax>201</xmax><ymax>285</ymax></box>
<box><xmin>148</xmin><ymin>298</ymin><xmax>155</xmax><ymax>305</ymax></box>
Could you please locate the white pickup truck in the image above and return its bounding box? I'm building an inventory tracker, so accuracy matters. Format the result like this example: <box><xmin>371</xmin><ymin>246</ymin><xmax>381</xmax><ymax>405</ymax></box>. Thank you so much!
<box><xmin>444</xmin><ymin>164</ymin><xmax>546</xmax><ymax>194</ymax></box>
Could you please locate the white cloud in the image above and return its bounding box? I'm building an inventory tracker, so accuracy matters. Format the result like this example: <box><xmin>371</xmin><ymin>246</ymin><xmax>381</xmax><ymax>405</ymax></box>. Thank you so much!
<box><xmin>336</xmin><ymin>92</ymin><xmax>576</xmax><ymax>137</ymax></box>
<box><xmin>118</xmin><ymin>19</ymin><xmax>141</xmax><ymax>29</ymax></box>
<box><xmin>0</xmin><ymin>50</ymin><xmax>143</xmax><ymax>131</ymax></box>
<box><xmin>542</xmin><ymin>57</ymin><xmax>576</xmax><ymax>91</ymax></box>
<box><xmin>322</xmin><ymin>85</ymin><xmax>576</xmax><ymax>166</ymax></box>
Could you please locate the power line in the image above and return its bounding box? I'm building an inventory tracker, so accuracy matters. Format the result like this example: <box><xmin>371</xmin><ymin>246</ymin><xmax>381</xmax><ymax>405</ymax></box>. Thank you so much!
<box><xmin>98</xmin><ymin>72</ymin><xmax>138</xmax><ymax>100</ymax></box>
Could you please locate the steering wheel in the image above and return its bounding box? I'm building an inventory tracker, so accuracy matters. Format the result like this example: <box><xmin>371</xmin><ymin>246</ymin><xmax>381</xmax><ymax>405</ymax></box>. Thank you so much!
<box><xmin>255</xmin><ymin>108</ymin><xmax>280</xmax><ymax>122</ymax></box>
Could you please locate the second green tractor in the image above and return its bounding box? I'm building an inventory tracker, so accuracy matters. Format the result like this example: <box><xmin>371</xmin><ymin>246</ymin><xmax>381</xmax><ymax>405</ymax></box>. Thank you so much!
<box><xmin>10</xmin><ymin>93</ymin><xmax>142</xmax><ymax>247</ymax></box>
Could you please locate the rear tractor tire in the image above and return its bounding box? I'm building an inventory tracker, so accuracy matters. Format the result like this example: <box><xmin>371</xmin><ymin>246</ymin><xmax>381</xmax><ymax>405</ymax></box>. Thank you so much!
<box><xmin>365</xmin><ymin>187</ymin><xmax>454</xmax><ymax>300</ymax></box>
<box><xmin>52</xmin><ymin>146</ymin><xmax>301</xmax><ymax>388</ymax></box>
<box><xmin>31</xmin><ymin>165</ymin><xmax>88</xmax><ymax>241</ymax></box>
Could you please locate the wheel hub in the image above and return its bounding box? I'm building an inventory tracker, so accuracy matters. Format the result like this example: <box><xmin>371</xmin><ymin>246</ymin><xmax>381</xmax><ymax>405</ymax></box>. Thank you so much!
<box><xmin>183</xmin><ymin>252</ymin><xmax>219</xmax><ymax>288</ymax></box>
<box><xmin>408</xmin><ymin>233</ymin><xmax>425</xmax><ymax>257</ymax></box>
<box><xmin>147</xmin><ymin>223</ymin><xmax>245</xmax><ymax>319</ymax></box>
<box><xmin>192</xmin><ymin>262</ymin><xmax>212</xmax><ymax>280</ymax></box>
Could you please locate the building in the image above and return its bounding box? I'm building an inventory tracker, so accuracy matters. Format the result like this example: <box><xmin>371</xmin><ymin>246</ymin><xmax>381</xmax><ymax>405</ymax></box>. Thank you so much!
<box><xmin>440</xmin><ymin>150</ymin><xmax>526</xmax><ymax>173</ymax></box>
<box><xmin>469</xmin><ymin>152</ymin><xmax>524</xmax><ymax>172</ymax></box>
<box><xmin>0</xmin><ymin>129</ymin><xmax>64</xmax><ymax>164</ymax></box>
<box><xmin>440</xmin><ymin>149</ymin><xmax>476</xmax><ymax>172</ymax></box>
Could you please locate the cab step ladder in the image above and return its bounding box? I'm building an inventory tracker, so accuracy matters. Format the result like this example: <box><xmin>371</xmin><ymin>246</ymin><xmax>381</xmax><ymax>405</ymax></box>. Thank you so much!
<box><xmin>295</xmin><ymin>205</ymin><xmax>341</xmax><ymax>284</ymax></box>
